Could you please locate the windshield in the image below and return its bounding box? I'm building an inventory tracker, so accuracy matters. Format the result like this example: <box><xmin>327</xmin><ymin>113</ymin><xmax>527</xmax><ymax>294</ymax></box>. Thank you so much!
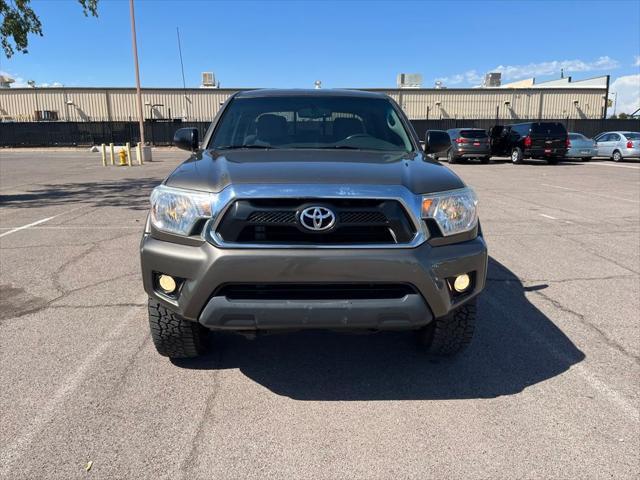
<box><xmin>209</xmin><ymin>95</ymin><xmax>414</xmax><ymax>153</ymax></box>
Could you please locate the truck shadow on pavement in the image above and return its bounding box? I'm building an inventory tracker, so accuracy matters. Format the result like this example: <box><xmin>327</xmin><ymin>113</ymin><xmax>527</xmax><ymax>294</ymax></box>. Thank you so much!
<box><xmin>0</xmin><ymin>178</ymin><xmax>159</xmax><ymax>211</ymax></box>
<box><xmin>173</xmin><ymin>257</ymin><xmax>585</xmax><ymax>400</ymax></box>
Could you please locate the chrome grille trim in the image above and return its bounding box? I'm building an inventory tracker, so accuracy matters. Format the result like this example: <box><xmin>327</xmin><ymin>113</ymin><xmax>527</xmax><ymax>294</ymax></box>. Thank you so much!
<box><xmin>204</xmin><ymin>184</ymin><xmax>430</xmax><ymax>249</ymax></box>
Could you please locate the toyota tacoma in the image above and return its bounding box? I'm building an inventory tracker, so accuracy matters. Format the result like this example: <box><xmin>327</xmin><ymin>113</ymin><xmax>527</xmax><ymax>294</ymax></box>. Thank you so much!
<box><xmin>140</xmin><ymin>89</ymin><xmax>487</xmax><ymax>359</ymax></box>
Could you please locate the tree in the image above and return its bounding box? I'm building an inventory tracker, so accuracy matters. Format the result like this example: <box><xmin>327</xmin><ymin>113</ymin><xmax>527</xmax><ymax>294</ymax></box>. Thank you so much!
<box><xmin>0</xmin><ymin>0</ymin><xmax>98</xmax><ymax>57</ymax></box>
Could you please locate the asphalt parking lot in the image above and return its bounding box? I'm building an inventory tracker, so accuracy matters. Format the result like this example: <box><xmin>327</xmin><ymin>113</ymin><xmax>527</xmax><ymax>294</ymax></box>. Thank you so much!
<box><xmin>1</xmin><ymin>149</ymin><xmax>638</xmax><ymax>479</ymax></box>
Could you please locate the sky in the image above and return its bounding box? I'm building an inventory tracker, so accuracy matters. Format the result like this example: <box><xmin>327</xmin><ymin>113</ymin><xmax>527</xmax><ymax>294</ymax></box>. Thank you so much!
<box><xmin>1</xmin><ymin>0</ymin><xmax>639</xmax><ymax>113</ymax></box>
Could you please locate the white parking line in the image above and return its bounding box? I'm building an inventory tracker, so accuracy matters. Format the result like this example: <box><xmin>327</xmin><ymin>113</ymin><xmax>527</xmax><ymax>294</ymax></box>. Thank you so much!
<box><xmin>0</xmin><ymin>226</ymin><xmax>140</xmax><ymax>231</ymax></box>
<box><xmin>542</xmin><ymin>183</ymin><xmax>640</xmax><ymax>204</ymax></box>
<box><xmin>484</xmin><ymin>295</ymin><xmax>638</xmax><ymax>420</ymax></box>
<box><xmin>539</xmin><ymin>213</ymin><xmax>558</xmax><ymax>220</ymax></box>
<box><xmin>0</xmin><ymin>216</ymin><xmax>58</xmax><ymax>238</ymax></box>
<box><xmin>587</xmin><ymin>162</ymin><xmax>640</xmax><ymax>170</ymax></box>
<box><xmin>0</xmin><ymin>298</ymin><xmax>147</xmax><ymax>476</ymax></box>
<box><xmin>0</xmin><ymin>207</ymin><xmax>85</xmax><ymax>238</ymax></box>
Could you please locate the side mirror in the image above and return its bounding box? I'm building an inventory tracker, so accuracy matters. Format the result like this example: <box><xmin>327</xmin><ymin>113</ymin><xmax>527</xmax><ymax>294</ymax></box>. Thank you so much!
<box><xmin>173</xmin><ymin>128</ymin><xmax>199</xmax><ymax>151</ymax></box>
<box><xmin>424</xmin><ymin>130</ymin><xmax>451</xmax><ymax>155</ymax></box>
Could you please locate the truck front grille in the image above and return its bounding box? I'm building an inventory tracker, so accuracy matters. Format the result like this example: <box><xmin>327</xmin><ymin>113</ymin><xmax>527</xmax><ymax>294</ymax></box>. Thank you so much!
<box><xmin>214</xmin><ymin>198</ymin><xmax>416</xmax><ymax>246</ymax></box>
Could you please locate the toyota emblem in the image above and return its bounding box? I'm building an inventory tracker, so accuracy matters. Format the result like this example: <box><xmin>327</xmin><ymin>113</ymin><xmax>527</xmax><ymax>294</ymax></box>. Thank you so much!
<box><xmin>299</xmin><ymin>206</ymin><xmax>336</xmax><ymax>232</ymax></box>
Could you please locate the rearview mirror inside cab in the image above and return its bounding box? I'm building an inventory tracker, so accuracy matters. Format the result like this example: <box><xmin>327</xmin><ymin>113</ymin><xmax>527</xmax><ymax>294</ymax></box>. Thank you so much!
<box><xmin>424</xmin><ymin>130</ymin><xmax>451</xmax><ymax>156</ymax></box>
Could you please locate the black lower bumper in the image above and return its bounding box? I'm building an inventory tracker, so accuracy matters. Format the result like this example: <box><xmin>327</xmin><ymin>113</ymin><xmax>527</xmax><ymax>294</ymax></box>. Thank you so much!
<box><xmin>199</xmin><ymin>294</ymin><xmax>432</xmax><ymax>330</ymax></box>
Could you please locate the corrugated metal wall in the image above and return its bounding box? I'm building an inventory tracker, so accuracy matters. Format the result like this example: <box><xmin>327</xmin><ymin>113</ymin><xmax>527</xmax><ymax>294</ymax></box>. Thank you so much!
<box><xmin>0</xmin><ymin>87</ymin><xmax>606</xmax><ymax>121</ymax></box>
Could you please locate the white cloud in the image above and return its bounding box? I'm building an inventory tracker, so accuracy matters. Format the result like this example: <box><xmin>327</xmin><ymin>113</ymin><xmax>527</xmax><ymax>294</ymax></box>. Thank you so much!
<box><xmin>634</xmin><ymin>56</ymin><xmax>640</xmax><ymax>67</ymax></box>
<box><xmin>434</xmin><ymin>56</ymin><xmax>620</xmax><ymax>87</ymax></box>
<box><xmin>435</xmin><ymin>69</ymin><xmax>483</xmax><ymax>87</ymax></box>
<box><xmin>493</xmin><ymin>56</ymin><xmax>619</xmax><ymax>80</ymax></box>
<box><xmin>0</xmin><ymin>71</ymin><xmax>64</xmax><ymax>88</ymax></box>
<box><xmin>609</xmin><ymin>74</ymin><xmax>640</xmax><ymax>115</ymax></box>
<box><xmin>0</xmin><ymin>70</ymin><xmax>28</xmax><ymax>87</ymax></box>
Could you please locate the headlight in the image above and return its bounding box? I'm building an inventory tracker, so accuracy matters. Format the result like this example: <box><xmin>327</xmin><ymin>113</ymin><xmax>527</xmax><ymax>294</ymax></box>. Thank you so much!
<box><xmin>150</xmin><ymin>185</ymin><xmax>214</xmax><ymax>236</ymax></box>
<box><xmin>421</xmin><ymin>187</ymin><xmax>478</xmax><ymax>236</ymax></box>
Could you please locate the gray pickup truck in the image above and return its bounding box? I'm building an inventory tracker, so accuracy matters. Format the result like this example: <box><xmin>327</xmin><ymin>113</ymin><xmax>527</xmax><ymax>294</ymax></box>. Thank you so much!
<box><xmin>140</xmin><ymin>89</ymin><xmax>487</xmax><ymax>359</ymax></box>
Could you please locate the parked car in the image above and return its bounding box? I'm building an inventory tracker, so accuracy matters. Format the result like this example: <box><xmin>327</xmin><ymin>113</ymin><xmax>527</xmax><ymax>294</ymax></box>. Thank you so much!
<box><xmin>566</xmin><ymin>132</ymin><xmax>597</xmax><ymax>161</ymax></box>
<box><xmin>140</xmin><ymin>89</ymin><xmax>487</xmax><ymax>359</ymax></box>
<box><xmin>488</xmin><ymin>122</ymin><xmax>569</xmax><ymax>164</ymax></box>
<box><xmin>445</xmin><ymin>128</ymin><xmax>491</xmax><ymax>164</ymax></box>
<box><xmin>593</xmin><ymin>131</ymin><xmax>640</xmax><ymax>161</ymax></box>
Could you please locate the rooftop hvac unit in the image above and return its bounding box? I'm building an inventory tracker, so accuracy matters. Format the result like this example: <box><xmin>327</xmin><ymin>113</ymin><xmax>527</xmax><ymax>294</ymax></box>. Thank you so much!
<box><xmin>201</xmin><ymin>72</ymin><xmax>216</xmax><ymax>88</ymax></box>
<box><xmin>484</xmin><ymin>72</ymin><xmax>501</xmax><ymax>87</ymax></box>
<box><xmin>397</xmin><ymin>73</ymin><xmax>423</xmax><ymax>89</ymax></box>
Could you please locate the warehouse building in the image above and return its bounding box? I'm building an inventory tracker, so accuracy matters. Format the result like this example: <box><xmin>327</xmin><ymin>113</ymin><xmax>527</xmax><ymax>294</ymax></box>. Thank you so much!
<box><xmin>0</xmin><ymin>75</ymin><xmax>609</xmax><ymax>122</ymax></box>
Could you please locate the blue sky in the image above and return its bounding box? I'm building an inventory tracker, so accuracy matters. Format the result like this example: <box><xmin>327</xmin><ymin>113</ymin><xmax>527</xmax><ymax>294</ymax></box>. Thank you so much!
<box><xmin>1</xmin><ymin>0</ymin><xmax>639</xmax><ymax>111</ymax></box>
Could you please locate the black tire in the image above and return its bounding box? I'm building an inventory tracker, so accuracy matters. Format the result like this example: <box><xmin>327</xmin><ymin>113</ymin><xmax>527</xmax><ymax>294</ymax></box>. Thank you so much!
<box><xmin>547</xmin><ymin>157</ymin><xmax>558</xmax><ymax>165</ymax></box>
<box><xmin>612</xmin><ymin>150</ymin><xmax>623</xmax><ymax>162</ymax></box>
<box><xmin>418</xmin><ymin>300</ymin><xmax>476</xmax><ymax>357</ymax></box>
<box><xmin>447</xmin><ymin>149</ymin><xmax>458</xmax><ymax>164</ymax></box>
<box><xmin>581</xmin><ymin>157</ymin><xmax>592</xmax><ymax>162</ymax></box>
<box><xmin>511</xmin><ymin>147</ymin><xmax>523</xmax><ymax>164</ymax></box>
<box><xmin>148</xmin><ymin>299</ymin><xmax>208</xmax><ymax>358</ymax></box>
<box><xmin>480</xmin><ymin>156</ymin><xmax>490</xmax><ymax>164</ymax></box>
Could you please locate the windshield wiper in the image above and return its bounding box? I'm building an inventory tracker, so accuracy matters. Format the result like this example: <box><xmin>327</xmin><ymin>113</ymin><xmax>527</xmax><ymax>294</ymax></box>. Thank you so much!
<box><xmin>215</xmin><ymin>144</ymin><xmax>277</xmax><ymax>150</ymax></box>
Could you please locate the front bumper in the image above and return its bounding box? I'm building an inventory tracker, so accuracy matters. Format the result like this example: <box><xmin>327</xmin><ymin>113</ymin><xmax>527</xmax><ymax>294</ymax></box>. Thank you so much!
<box><xmin>140</xmin><ymin>235</ymin><xmax>488</xmax><ymax>330</ymax></box>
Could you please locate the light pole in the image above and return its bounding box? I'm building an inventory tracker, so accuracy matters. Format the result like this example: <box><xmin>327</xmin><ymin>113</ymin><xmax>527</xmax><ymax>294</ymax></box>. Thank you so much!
<box><xmin>129</xmin><ymin>0</ymin><xmax>146</xmax><ymax>148</ymax></box>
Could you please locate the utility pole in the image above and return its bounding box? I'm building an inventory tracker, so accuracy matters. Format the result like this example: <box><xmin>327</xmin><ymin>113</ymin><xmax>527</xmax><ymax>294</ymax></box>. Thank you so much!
<box><xmin>176</xmin><ymin>27</ymin><xmax>189</xmax><ymax>120</ymax></box>
<box><xmin>129</xmin><ymin>0</ymin><xmax>146</xmax><ymax>148</ymax></box>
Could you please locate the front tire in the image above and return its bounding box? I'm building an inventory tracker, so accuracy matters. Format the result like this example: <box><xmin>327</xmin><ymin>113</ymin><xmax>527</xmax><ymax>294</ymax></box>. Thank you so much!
<box><xmin>511</xmin><ymin>147</ymin><xmax>523</xmax><ymax>164</ymax></box>
<box><xmin>418</xmin><ymin>300</ymin><xmax>476</xmax><ymax>357</ymax></box>
<box><xmin>612</xmin><ymin>150</ymin><xmax>623</xmax><ymax>162</ymax></box>
<box><xmin>148</xmin><ymin>299</ymin><xmax>208</xmax><ymax>358</ymax></box>
<box><xmin>447</xmin><ymin>149</ymin><xmax>458</xmax><ymax>164</ymax></box>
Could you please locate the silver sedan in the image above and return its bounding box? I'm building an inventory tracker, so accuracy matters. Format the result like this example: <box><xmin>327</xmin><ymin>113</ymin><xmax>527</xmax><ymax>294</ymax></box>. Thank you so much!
<box><xmin>593</xmin><ymin>131</ymin><xmax>640</xmax><ymax>161</ymax></box>
<box><xmin>567</xmin><ymin>132</ymin><xmax>596</xmax><ymax>161</ymax></box>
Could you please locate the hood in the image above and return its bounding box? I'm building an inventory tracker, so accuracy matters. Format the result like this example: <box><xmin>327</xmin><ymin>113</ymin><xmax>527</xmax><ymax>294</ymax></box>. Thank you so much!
<box><xmin>164</xmin><ymin>149</ymin><xmax>465</xmax><ymax>195</ymax></box>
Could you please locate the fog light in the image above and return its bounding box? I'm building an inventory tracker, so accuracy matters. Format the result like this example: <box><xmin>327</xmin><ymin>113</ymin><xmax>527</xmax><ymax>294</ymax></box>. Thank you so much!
<box><xmin>158</xmin><ymin>274</ymin><xmax>177</xmax><ymax>293</ymax></box>
<box><xmin>453</xmin><ymin>274</ymin><xmax>471</xmax><ymax>293</ymax></box>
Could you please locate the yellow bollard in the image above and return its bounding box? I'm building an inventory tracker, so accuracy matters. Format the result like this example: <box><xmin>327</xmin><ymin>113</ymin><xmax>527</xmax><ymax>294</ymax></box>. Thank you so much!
<box><xmin>118</xmin><ymin>149</ymin><xmax>128</xmax><ymax>166</ymax></box>
<box><xmin>137</xmin><ymin>143</ymin><xmax>144</xmax><ymax>165</ymax></box>
<box><xmin>109</xmin><ymin>143</ymin><xmax>115</xmax><ymax>166</ymax></box>
<box><xmin>125</xmin><ymin>142</ymin><xmax>132</xmax><ymax>166</ymax></box>
<box><xmin>101</xmin><ymin>144</ymin><xmax>107</xmax><ymax>166</ymax></box>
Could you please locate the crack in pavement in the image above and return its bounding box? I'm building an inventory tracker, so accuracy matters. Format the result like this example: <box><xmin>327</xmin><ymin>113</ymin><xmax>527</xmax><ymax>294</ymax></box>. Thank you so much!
<box><xmin>487</xmin><ymin>274</ymin><xmax>637</xmax><ymax>284</ymax></box>
<box><xmin>48</xmin><ymin>302</ymin><xmax>146</xmax><ymax>309</ymax></box>
<box><xmin>532</xmin><ymin>289</ymin><xmax>640</xmax><ymax>364</ymax></box>
<box><xmin>178</xmin><ymin>349</ymin><xmax>223</xmax><ymax>479</ymax></box>
<box><xmin>1</xmin><ymin>273</ymin><xmax>139</xmax><ymax>322</ymax></box>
